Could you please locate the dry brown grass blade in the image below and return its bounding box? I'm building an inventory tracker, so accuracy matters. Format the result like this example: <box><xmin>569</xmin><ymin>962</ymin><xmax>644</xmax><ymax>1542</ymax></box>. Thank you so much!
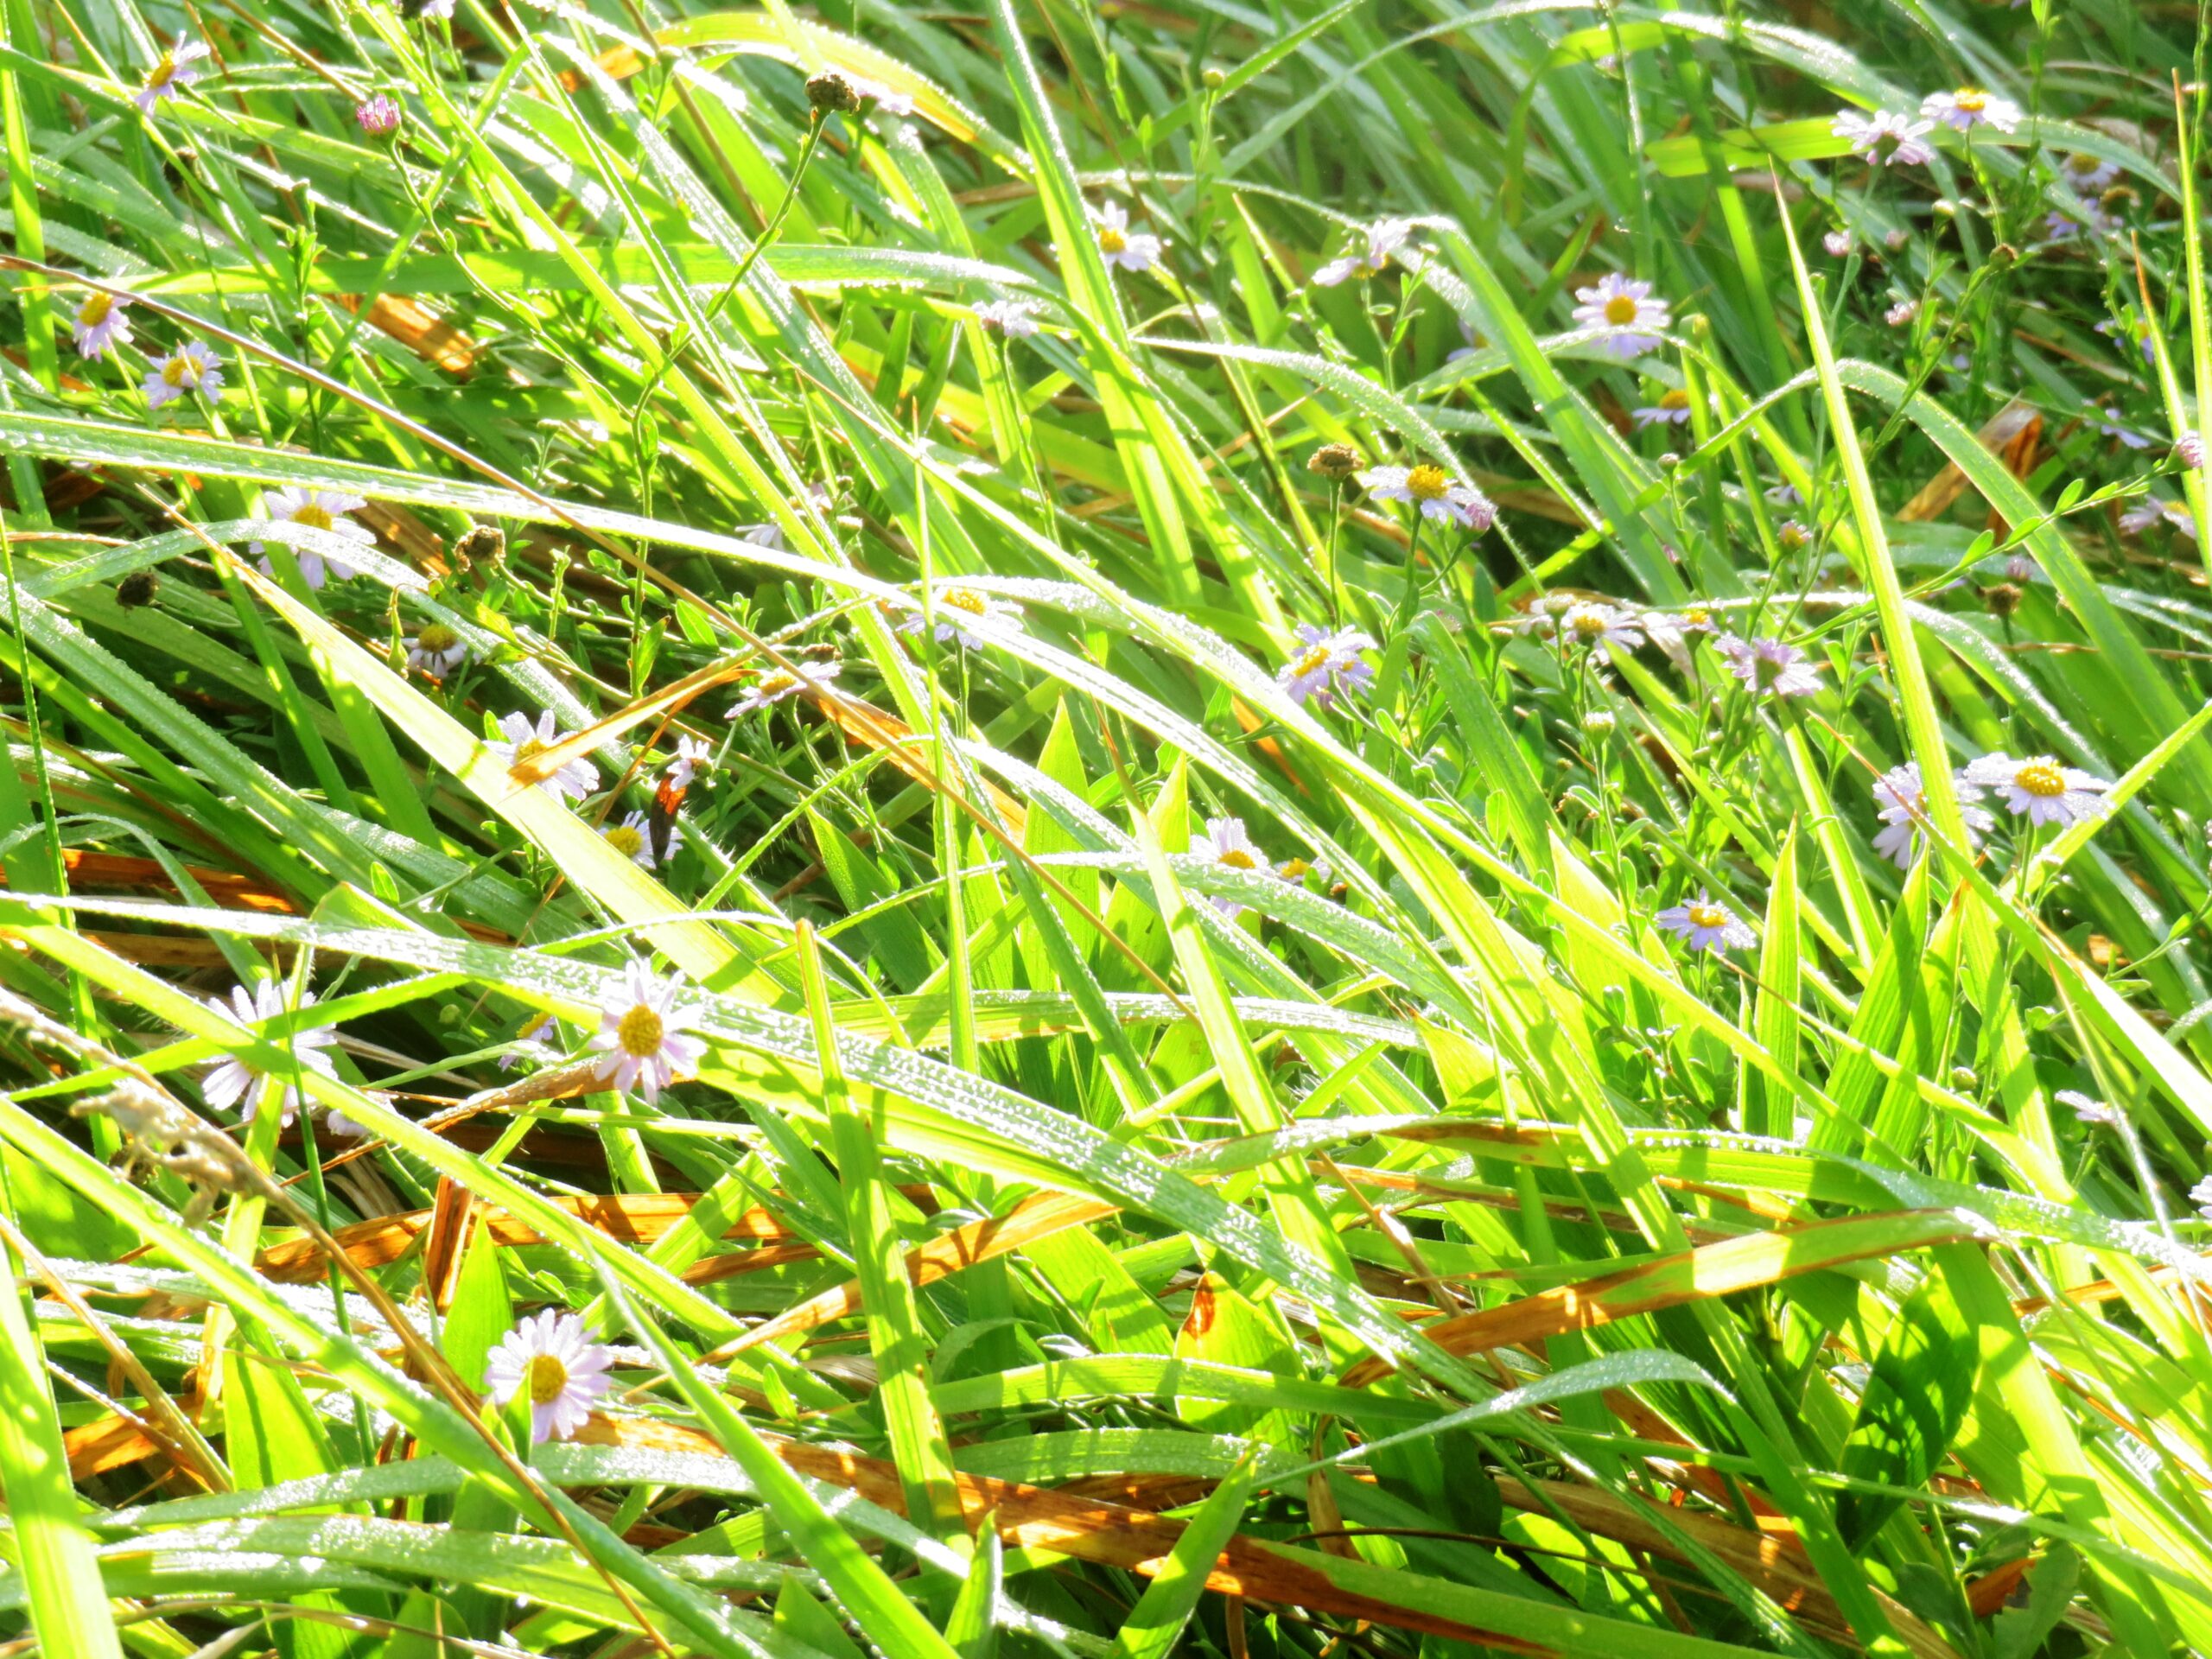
<box><xmin>1494</xmin><ymin>1478</ymin><xmax>1958</xmax><ymax>1659</ymax></box>
<box><xmin>810</xmin><ymin>691</ymin><xmax>1029</xmax><ymax>832</ymax></box>
<box><xmin>707</xmin><ymin>1191</ymin><xmax>1118</xmax><ymax>1359</ymax></box>
<box><xmin>1897</xmin><ymin>401</ymin><xmax>2041</xmax><ymax>523</ymax></box>
<box><xmin>333</xmin><ymin>293</ymin><xmax>479</xmax><ymax>376</ymax></box>
<box><xmin>575</xmin><ymin>1416</ymin><xmax>1548</xmax><ymax>1653</ymax></box>
<box><xmin>1340</xmin><ymin>1210</ymin><xmax>1985</xmax><ymax>1387</ymax></box>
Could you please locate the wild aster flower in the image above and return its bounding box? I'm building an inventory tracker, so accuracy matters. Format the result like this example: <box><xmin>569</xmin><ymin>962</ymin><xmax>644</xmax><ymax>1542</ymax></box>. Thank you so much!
<box><xmin>1962</xmin><ymin>752</ymin><xmax>2110</xmax><ymax>826</ymax></box>
<box><xmin>132</xmin><ymin>35</ymin><xmax>210</xmax><ymax>114</ymax></box>
<box><xmin>727</xmin><ymin>660</ymin><xmax>842</xmax><ymax>715</ymax></box>
<box><xmin>404</xmin><ymin>622</ymin><xmax>468</xmax><ymax>677</ymax></box>
<box><xmin>1822</xmin><ymin>230</ymin><xmax>1853</xmax><ymax>257</ymax></box>
<box><xmin>847</xmin><ymin>74</ymin><xmax>916</xmax><ymax>116</ymax></box>
<box><xmin>1715</xmin><ymin>634</ymin><xmax>1824</xmax><ymax>698</ymax></box>
<box><xmin>143</xmin><ymin>340</ymin><xmax>223</xmax><ymax>410</ymax></box>
<box><xmin>2060</xmin><ymin>151</ymin><xmax>2121</xmax><ymax>194</ymax></box>
<box><xmin>1277</xmin><ymin>855</ymin><xmax>1332</xmax><ymax>887</ymax></box>
<box><xmin>2120</xmin><ymin>498</ymin><xmax>2197</xmax><ymax>539</ymax></box>
<box><xmin>666</xmin><ymin>735</ymin><xmax>712</xmax><ymax>790</ymax></box>
<box><xmin>903</xmin><ymin>586</ymin><xmax>1020</xmax><ymax>650</ymax></box>
<box><xmin>70</xmin><ymin>290</ymin><xmax>132</xmax><ymax>359</ymax></box>
<box><xmin>2095</xmin><ymin>316</ymin><xmax>2157</xmax><ymax>365</ymax></box>
<box><xmin>1570</xmin><ymin>273</ymin><xmax>1670</xmax><ymax>359</ymax></box>
<box><xmin>1885</xmin><ymin>299</ymin><xmax>1920</xmax><ymax>327</ymax></box>
<box><xmin>2005</xmin><ymin>553</ymin><xmax>2037</xmax><ymax>582</ymax></box>
<box><xmin>253</xmin><ymin>487</ymin><xmax>376</xmax><ymax>588</ymax></box>
<box><xmin>484</xmin><ymin>1311</ymin><xmax>614</xmax><ymax>1444</ymax></box>
<box><xmin>200</xmin><ymin>978</ymin><xmax>340</xmax><ymax>1125</ymax></box>
<box><xmin>1276</xmin><ymin>624</ymin><xmax>1376</xmax><ymax>707</ymax></box>
<box><xmin>1357</xmin><ymin>462</ymin><xmax>1497</xmax><ymax>531</ymax></box>
<box><xmin>1884</xmin><ymin>228</ymin><xmax>1910</xmax><ymax>251</ymax></box>
<box><xmin>413</xmin><ymin>0</ymin><xmax>456</xmax><ymax>15</ymax></box>
<box><xmin>973</xmin><ymin>299</ymin><xmax>1039</xmax><ymax>337</ymax></box>
<box><xmin>590</xmin><ymin>959</ymin><xmax>705</xmax><ymax>1102</ymax></box>
<box><xmin>1313</xmin><ymin>219</ymin><xmax>1414</xmax><ymax>287</ymax></box>
<box><xmin>1633</xmin><ymin>389</ymin><xmax>1694</xmax><ymax>428</ymax></box>
<box><xmin>2044</xmin><ymin>210</ymin><xmax>2088</xmax><ymax>242</ymax></box>
<box><xmin>1765</xmin><ymin>482</ymin><xmax>1803</xmax><ymax>506</ymax></box>
<box><xmin>1205</xmin><ymin>817</ymin><xmax>1267</xmax><ymax>918</ymax></box>
<box><xmin>2056</xmin><ymin>1089</ymin><xmax>2120</xmax><ymax>1128</ymax></box>
<box><xmin>2191</xmin><ymin>1174</ymin><xmax>2212</xmax><ymax>1221</ymax></box>
<box><xmin>355</xmin><ymin>94</ymin><xmax>402</xmax><ymax>137</ymax></box>
<box><xmin>1637</xmin><ymin>606</ymin><xmax>1713</xmax><ymax>662</ymax></box>
<box><xmin>1869</xmin><ymin>761</ymin><xmax>1993</xmax><ymax>868</ymax></box>
<box><xmin>1094</xmin><ymin>201</ymin><xmax>1163</xmax><ymax>274</ymax></box>
<box><xmin>1919</xmin><ymin>87</ymin><xmax>2021</xmax><ymax>133</ymax></box>
<box><xmin>487</xmin><ymin>710</ymin><xmax>598</xmax><ymax>803</ymax></box>
<box><xmin>1655</xmin><ymin>893</ymin><xmax>1756</xmax><ymax>953</ymax></box>
<box><xmin>1562</xmin><ymin>602</ymin><xmax>1643</xmax><ymax>660</ymax></box>
<box><xmin>1777</xmin><ymin>519</ymin><xmax>1814</xmax><ymax>554</ymax></box>
<box><xmin>2099</xmin><ymin>416</ymin><xmax>2154</xmax><ymax>450</ymax></box>
<box><xmin>2177</xmin><ymin>430</ymin><xmax>2207</xmax><ymax>470</ymax></box>
<box><xmin>1833</xmin><ymin>110</ymin><xmax>1936</xmax><ymax>167</ymax></box>
<box><xmin>604</xmin><ymin>809</ymin><xmax>680</xmax><ymax>870</ymax></box>
<box><xmin>500</xmin><ymin>1013</ymin><xmax>562</xmax><ymax>1072</ymax></box>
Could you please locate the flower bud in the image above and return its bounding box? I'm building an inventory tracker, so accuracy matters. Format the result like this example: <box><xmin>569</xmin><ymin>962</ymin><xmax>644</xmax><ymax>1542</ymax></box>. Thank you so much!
<box><xmin>1307</xmin><ymin>442</ymin><xmax>1360</xmax><ymax>480</ymax></box>
<box><xmin>806</xmin><ymin>71</ymin><xmax>860</xmax><ymax>117</ymax></box>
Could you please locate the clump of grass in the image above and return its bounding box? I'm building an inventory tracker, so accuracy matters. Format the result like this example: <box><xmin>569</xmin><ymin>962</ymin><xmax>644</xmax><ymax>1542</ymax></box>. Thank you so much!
<box><xmin>0</xmin><ymin>0</ymin><xmax>2209</xmax><ymax>1656</ymax></box>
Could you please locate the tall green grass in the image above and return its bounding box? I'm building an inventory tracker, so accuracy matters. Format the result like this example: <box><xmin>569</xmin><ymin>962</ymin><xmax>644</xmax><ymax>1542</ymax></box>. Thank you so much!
<box><xmin>0</xmin><ymin>0</ymin><xmax>2209</xmax><ymax>1654</ymax></box>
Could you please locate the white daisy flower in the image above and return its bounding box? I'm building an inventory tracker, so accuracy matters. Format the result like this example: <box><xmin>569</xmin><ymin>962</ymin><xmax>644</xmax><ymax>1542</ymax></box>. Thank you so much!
<box><xmin>1655</xmin><ymin>893</ymin><xmax>1756</xmax><ymax>953</ymax></box>
<box><xmin>1313</xmin><ymin>219</ymin><xmax>1414</xmax><ymax>287</ymax></box>
<box><xmin>666</xmin><ymin>735</ymin><xmax>713</xmax><ymax>790</ymax></box>
<box><xmin>726</xmin><ymin>659</ymin><xmax>842</xmax><ymax>715</ymax></box>
<box><xmin>1570</xmin><ymin>273</ymin><xmax>1670</xmax><ymax>359</ymax></box>
<box><xmin>143</xmin><ymin>340</ymin><xmax>222</xmax><ymax>410</ymax></box>
<box><xmin>1562</xmin><ymin>602</ymin><xmax>1643</xmax><ymax>660</ymax></box>
<box><xmin>973</xmin><ymin>299</ymin><xmax>1040</xmax><ymax>337</ymax></box>
<box><xmin>1714</xmin><ymin>634</ymin><xmax>1824</xmax><ymax>698</ymax></box>
<box><xmin>1205</xmin><ymin>816</ymin><xmax>1268</xmax><ymax>918</ymax></box>
<box><xmin>132</xmin><ymin>35</ymin><xmax>210</xmax><ymax>114</ymax></box>
<box><xmin>1632</xmin><ymin>389</ymin><xmax>1694</xmax><ymax>428</ymax></box>
<box><xmin>1919</xmin><ymin>87</ymin><xmax>2021</xmax><ymax>133</ymax></box>
<box><xmin>588</xmin><ymin>959</ymin><xmax>706</xmax><ymax>1102</ymax></box>
<box><xmin>404</xmin><ymin>621</ymin><xmax>468</xmax><ymax>677</ymax></box>
<box><xmin>70</xmin><ymin>290</ymin><xmax>133</xmax><ymax>359</ymax></box>
<box><xmin>1094</xmin><ymin>200</ymin><xmax>1163</xmax><ymax>274</ymax></box>
<box><xmin>1357</xmin><ymin>462</ymin><xmax>1497</xmax><ymax>531</ymax></box>
<box><xmin>604</xmin><ymin>809</ymin><xmax>680</xmax><ymax>870</ymax></box>
<box><xmin>483</xmin><ymin>1311</ymin><xmax>615</xmax><ymax>1444</ymax></box>
<box><xmin>2060</xmin><ymin>150</ymin><xmax>2121</xmax><ymax>194</ymax></box>
<box><xmin>200</xmin><ymin>978</ymin><xmax>340</xmax><ymax>1126</ymax></box>
<box><xmin>487</xmin><ymin>710</ymin><xmax>598</xmax><ymax>803</ymax></box>
<box><xmin>1276</xmin><ymin>623</ymin><xmax>1376</xmax><ymax>707</ymax></box>
<box><xmin>1637</xmin><ymin>605</ymin><xmax>1713</xmax><ymax>663</ymax></box>
<box><xmin>2120</xmin><ymin>498</ymin><xmax>2197</xmax><ymax>539</ymax></box>
<box><xmin>2056</xmin><ymin>1090</ymin><xmax>2120</xmax><ymax>1127</ymax></box>
<box><xmin>1961</xmin><ymin>752</ymin><xmax>2110</xmax><ymax>826</ymax></box>
<box><xmin>253</xmin><ymin>487</ymin><xmax>376</xmax><ymax>588</ymax></box>
<box><xmin>1276</xmin><ymin>854</ymin><xmax>1332</xmax><ymax>887</ymax></box>
<box><xmin>1833</xmin><ymin>110</ymin><xmax>1936</xmax><ymax>167</ymax></box>
<box><xmin>903</xmin><ymin>585</ymin><xmax>1020</xmax><ymax>649</ymax></box>
<box><xmin>1869</xmin><ymin>761</ymin><xmax>1993</xmax><ymax>868</ymax></box>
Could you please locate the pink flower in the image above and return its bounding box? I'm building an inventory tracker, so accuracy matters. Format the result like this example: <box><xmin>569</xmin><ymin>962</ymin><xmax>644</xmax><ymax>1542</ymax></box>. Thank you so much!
<box><xmin>1714</xmin><ymin>634</ymin><xmax>1824</xmax><ymax>698</ymax></box>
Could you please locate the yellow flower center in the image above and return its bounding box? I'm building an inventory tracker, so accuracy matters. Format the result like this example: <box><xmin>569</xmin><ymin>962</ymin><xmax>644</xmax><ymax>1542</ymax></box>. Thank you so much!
<box><xmin>1217</xmin><ymin>848</ymin><xmax>1258</xmax><ymax>871</ymax></box>
<box><xmin>1572</xmin><ymin>611</ymin><xmax>1608</xmax><ymax>638</ymax></box>
<box><xmin>78</xmin><ymin>294</ymin><xmax>112</xmax><ymax>327</ymax></box>
<box><xmin>2067</xmin><ymin>152</ymin><xmax>2099</xmax><ymax>175</ymax></box>
<box><xmin>943</xmin><ymin>587</ymin><xmax>989</xmax><ymax>615</ymax></box>
<box><xmin>1780</xmin><ymin>523</ymin><xmax>1809</xmax><ymax>549</ymax></box>
<box><xmin>605</xmin><ymin>824</ymin><xmax>644</xmax><ymax>857</ymax></box>
<box><xmin>1279</xmin><ymin>857</ymin><xmax>1310</xmax><ymax>880</ymax></box>
<box><xmin>416</xmin><ymin>623</ymin><xmax>458</xmax><ymax>653</ymax></box>
<box><xmin>616</xmin><ymin>1002</ymin><xmax>664</xmax><ymax>1058</ymax></box>
<box><xmin>1604</xmin><ymin>294</ymin><xmax>1641</xmax><ymax>326</ymax></box>
<box><xmin>1659</xmin><ymin>390</ymin><xmax>1690</xmax><ymax>410</ymax></box>
<box><xmin>2015</xmin><ymin>762</ymin><xmax>2066</xmax><ymax>798</ymax></box>
<box><xmin>1404</xmin><ymin>464</ymin><xmax>1451</xmax><ymax>501</ymax></box>
<box><xmin>754</xmin><ymin>670</ymin><xmax>800</xmax><ymax>699</ymax></box>
<box><xmin>291</xmin><ymin>504</ymin><xmax>334</xmax><ymax>531</ymax></box>
<box><xmin>162</xmin><ymin>354</ymin><xmax>194</xmax><ymax>386</ymax></box>
<box><xmin>145</xmin><ymin>52</ymin><xmax>176</xmax><ymax>92</ymax></box>
<box><xmin>1291</xmin><ymin>645</ymin><xmax>1333</xmax><ymax>677</ymax></box>
<box><xmin>1687</xmin><ymin>904</ymin><xmax>1726</xmax><ymax>929</ymax></box>
<box><xmin>525</xmin><ymin>1353</ymin><xmax>569</xmax><ymax>1405</ymax></box>
<box><xmin>1954</xmin><ymin>88</ymin><xmax>1986</xmax><ymax>111</ymax></box>
<box><xmin>1683</xmin><ymin>607</ymin><xmax>1709</xmax><ymax>628</ymax></box>
<box><xmin>1098</xmin><ymin>226</ymin><xmax>1128</xmax><ymax>254</ymax></box>
<box><xmin>510</xmin><ymin>737</ymin><xmax>547</xmax><ymax>766</ymax></box>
